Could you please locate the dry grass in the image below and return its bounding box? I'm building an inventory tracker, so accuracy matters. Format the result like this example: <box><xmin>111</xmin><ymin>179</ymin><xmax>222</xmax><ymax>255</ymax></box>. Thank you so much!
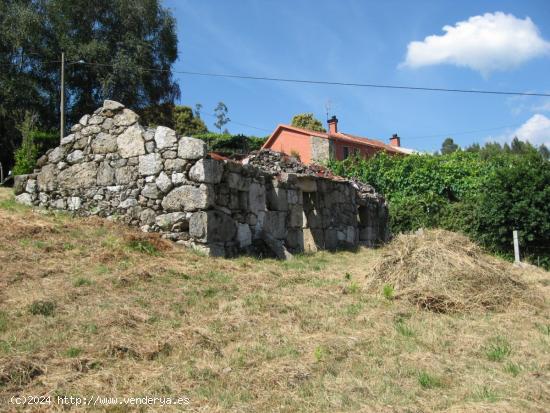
<box><xmin>366</xmin><ymin>229</ymin><xmax>544</xmax><ymax>313</ymax></box>
<box><xmin>0</xmin><ymin>188</ymin><xmax>548</xmax><ymax>412</ymax></box>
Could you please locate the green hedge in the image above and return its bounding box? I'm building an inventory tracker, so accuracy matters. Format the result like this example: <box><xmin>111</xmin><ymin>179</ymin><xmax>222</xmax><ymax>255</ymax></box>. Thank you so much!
<box><xmin>193</xmin><ymin>133</ymin><xmax>266</xmax><ymax>155</ymax></box>
<box><xmin>328</xmin><ymin>151</ymin><xmax>550</xmax><ymax>269</ymax></box>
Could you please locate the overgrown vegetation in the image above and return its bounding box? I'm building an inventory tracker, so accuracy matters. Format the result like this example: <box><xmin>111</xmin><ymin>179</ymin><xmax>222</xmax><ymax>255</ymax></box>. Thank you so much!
<box><xmin>328</xmin><ymin>142</ymin><xmax>550</xmax><ymax>269</ymax></box>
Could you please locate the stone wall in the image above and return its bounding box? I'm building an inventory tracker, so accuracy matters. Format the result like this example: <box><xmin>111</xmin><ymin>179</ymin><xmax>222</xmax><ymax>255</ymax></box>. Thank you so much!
<box><xmin>13</xmin><ymin>101</ymin><xmax>389</xmax><ymax>258</ymax></box>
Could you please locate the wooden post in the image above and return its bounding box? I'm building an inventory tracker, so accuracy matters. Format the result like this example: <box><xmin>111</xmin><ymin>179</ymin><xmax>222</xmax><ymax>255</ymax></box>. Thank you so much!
<box><xmin>60</xmin><ymin>51</ymin><xmax>65</xmax><ymax>143</ymax></box>
<box><xmin>513</xmin><ymin>230</ymin><xmax>520</xmax><ymax>264</ymax></box>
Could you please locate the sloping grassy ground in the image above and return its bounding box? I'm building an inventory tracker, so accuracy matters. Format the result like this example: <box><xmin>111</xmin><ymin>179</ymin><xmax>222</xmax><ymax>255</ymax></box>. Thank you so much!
<box><xmin>0</xmin><ymin>187</ymin><xmax>548</xmax><ymax>412</ymax></box>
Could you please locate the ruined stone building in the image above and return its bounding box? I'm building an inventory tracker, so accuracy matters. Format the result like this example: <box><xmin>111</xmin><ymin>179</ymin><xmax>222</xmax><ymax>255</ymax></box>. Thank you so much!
<box><xmin>14</xmin><ymin>101</ymin><xmax>389</xmax><ymax>258</ymax></box>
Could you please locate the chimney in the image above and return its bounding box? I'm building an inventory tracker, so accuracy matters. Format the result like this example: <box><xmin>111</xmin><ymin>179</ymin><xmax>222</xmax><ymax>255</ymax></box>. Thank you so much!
<box><xmin>327</xmin><ymin>115</ymin><xmax>338</xmax><ymax>134</ymax></box>
<box><xmin>390</xmin><ymin>133</ymin><xmax>400</xmax><ymax>147</ymax></box>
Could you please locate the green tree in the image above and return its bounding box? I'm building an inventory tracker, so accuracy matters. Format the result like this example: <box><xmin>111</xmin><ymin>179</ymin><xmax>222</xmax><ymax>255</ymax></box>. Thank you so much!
<box><xmin>214</xmin><ymin>102</ymin><xmax>230</xmax><ymax>133</ymax></box>
<box><xmin>539</xmin><ymin>144</ymin><xmax>550</xmax><ymax>160</ymax></box>
<box><xmin>173</xmin><ymin>105</ymin><xmax>208</xmax><ymax>136</ymax></box>
<box><xmin>291</xmin><ymin>113</ymin><xmax>326</xmax><ymax>132</ymax></box>
<box><xmin>0</xmin><ymin>0</ymin><xmax>180</xmax><ymax>171</ymax></box>
<box><xmin>471</xmin><ymin>153</ymin><xmax>550</xmax><ymax>267</ymax></box>
<box><xmin>440</xmin><ymin>137</ymin><xmax>459</xmax><ymax>155</ymax></box>
<box><xmin>465</xmin><ymin>143</ymin><xmax>481</xmax><ymax>152</ymax></box>
<box><xmin>12</xmin><ymin>112</ymin><xmax>39</xmax><ymax>176</ymax></box>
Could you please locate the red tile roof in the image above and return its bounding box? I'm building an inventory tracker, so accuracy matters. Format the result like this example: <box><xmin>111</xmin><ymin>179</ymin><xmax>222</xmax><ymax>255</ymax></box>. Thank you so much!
<box><xmin>263</xmin><ymin>124</ymin><xmax>404</xmax><ymax>154</ymax></box>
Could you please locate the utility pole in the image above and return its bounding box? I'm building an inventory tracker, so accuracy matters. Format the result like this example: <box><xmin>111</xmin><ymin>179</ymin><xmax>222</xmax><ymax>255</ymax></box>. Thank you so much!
<box><xmin>60</xmin><ymin>51</ymin><xmax>65</xmax><ymax>142</ymax></box>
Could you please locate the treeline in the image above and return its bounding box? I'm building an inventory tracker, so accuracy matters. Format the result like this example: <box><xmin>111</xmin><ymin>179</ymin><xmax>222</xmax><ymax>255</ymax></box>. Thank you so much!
<box><xmin>1</xmin><ymin>0</ymin><xmax>180</xmax><ymax>173</ymax></box>
<box><xmin>328</xmin><ymin>141</ymin><xmax>550</xmax><ymax>269</ymax></box>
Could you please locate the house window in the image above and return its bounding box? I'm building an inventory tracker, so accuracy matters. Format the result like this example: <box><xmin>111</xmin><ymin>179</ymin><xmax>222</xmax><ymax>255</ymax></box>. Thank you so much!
<box><xmin>343</xmin><ymin>146</ymin><xmax>350</xmax><ymax>159</ymax></box>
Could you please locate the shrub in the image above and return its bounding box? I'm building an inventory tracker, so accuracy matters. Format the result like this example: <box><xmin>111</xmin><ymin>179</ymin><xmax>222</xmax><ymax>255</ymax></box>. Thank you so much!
<box><xmin>13</xmin><ymin>113</ymin><xmax>39</xmax><ymax>176</ymax></box>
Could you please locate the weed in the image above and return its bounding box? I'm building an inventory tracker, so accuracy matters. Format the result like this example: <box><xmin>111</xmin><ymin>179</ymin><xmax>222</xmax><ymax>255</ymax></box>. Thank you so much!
<box><xmin>472</xmin><ymin>386</ymin><xmax>499</xmax><ymax>402</ymax></box>
<box><xmin>382</xmin><ymin>284</ymin><xmax>394</xmax><ymax>300</ymax></box>
<box><xmin>485</xmin><ymin>336</ymin><xmax>512</xmax><ymax>362</ymax></box>
<box><xmin>344</xmin><ymin>303</ymin><xmax>363</xmax><ymax>317</ymax></box>
<box><xmin>313</xmin><ymin>345</ymin><xmax>329</xmax><ymax>362</ymax></box>
<box><xmin>394</xmin><ymin>320</ymin><xmax>415</xmax><ymax>337</ymax></box>
<box><xmin>347</xmin><ymin>281</ymin><xmax>360</xmax><ymax>294</ymax></box>
<box><xmin>28</xmin><ymin>300</ymin><xmax>56</xmax><ymax>317</ymax></box>
<box><xmin>503</xmin><ymin>362</ymin><xmax>521</xmax><ymax>376</ymax></box>
<box><xmin>73</xmin><ymin>277</ymin><xmax>92</xmax><ymax>287</ymax></box>
<box><xmin>417</xmin><ymin>370</ymin><xmax>442</xmax><ymax>389</ymax></box>
<box><xmin>344</xmin><ymin>272</ymin><xmax>352</xmax><ymax>280</ymax></box>
<box><xmin>62</xmin><ymin>242</ymin><xmax>75</xmax><ymax>251</ymax></box>
<box><xmin>127</xmin><ymin>239</ymin><xmax>158</xmax><ymax>255</ymax></box>
<box><xmin>66</xmin><ymin>347</ymin><xmax>82</xmax><ymax>357</ymax></box>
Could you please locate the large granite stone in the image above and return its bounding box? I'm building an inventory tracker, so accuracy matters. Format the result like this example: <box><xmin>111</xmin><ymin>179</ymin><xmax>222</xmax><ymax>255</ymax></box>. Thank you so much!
<box><xmin>117</xmin><ymin>125</ymin><xmax>145</xmax><ymax>158</ymax></box>
<box><xmin>57</xmin><ymin>162</ymin><xmax>97</xmax><ymax>189</ymax></box>
<box><xmin>115</xmin><ymin>165</ymin><xmax>138</xmax><ymax>185</ymax></box>
<box><xmin>154</xmin><ymin>126</ymin><xmax>177</xmax><ymax>150</ymax></box>
<box><xmin>161</xmin><ymin>184</ymin><xmax>213</xmax><ymax>212</ymax></box>
<box><xmin>138</xmin><ymin>153</ymin><xmax>163</xmax><ymax>176</ymax></box>
<box><xmin>114</xmin><ymin>108</ymin><xmax>139</xmax><ymax>127</ymax></box>
<box><xmin>189</xmin><ymin>210</ymin><xmax>236</xmax><ymax>242</ymax></box>
<box><xmin>97</xmin><ymin>161</ymin><xmax>115</xmax><ymax>186</ymax></box>
<box><xmin>155</xmin><ymin>212</ymin><xmax>188</xmax><ymax>230</ymax></box>
<box><xmin>91</xmin><ymin>132</ymin><xmax>117</xmax><ymax>153</ymax></box>
<box><xmin>177</xmin><ymin>137</ymin><xmax>206</xmax><ymax>160</ymax></box>
<box><xmin>103</xmin><ymin>100</ymin><xmax>125</xmax><ymax>111</ymax></box>
<box><xmin>37</xmin><ymin>164</ymin><xmax>58</xmax><ymax>191</ymax></box>
<box><xmin>189</xmin><ymin>158</ymin><xmax>223</xmax><ymax>184</ymax></box>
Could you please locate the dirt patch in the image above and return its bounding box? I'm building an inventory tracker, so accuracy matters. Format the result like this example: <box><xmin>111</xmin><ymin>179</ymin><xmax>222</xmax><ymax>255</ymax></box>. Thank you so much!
<box><xmin>366</xmin><ymin>229</ymin><xmax>543</xmax><ymax>312</ymax></box>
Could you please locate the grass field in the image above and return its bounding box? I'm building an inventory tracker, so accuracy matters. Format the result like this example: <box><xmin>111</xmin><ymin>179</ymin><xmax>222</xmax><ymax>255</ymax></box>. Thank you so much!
<box><xmin>0</xmin><ymin>187</ymin><xmax>548</xmax><ymax>412</ymax></box>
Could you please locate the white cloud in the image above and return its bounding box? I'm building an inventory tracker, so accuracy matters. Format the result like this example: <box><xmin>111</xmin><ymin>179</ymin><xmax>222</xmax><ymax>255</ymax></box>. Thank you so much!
<box><xmin>402</xmin><ymin>12</ymin><xmax>550</xmax><ymax>74</ymax></box>
<box><xmin>507</xmin><ymin>114</ymin><xmax>550</xmax><ymax>146</ymax></box>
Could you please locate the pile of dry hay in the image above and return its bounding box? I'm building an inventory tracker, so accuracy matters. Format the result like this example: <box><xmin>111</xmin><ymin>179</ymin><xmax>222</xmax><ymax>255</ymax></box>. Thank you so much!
<box><xmin>366</xmin><ymin>229</ymin><xmax>541</xmax><ymax>313</ymax></box>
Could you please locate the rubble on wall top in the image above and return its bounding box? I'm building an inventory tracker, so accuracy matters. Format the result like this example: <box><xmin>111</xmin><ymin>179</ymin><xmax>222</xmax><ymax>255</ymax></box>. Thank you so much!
<box><xmin>241</xmin><ymin>149</ymin><xmax>382</xmax><ymax>202</ymax></box>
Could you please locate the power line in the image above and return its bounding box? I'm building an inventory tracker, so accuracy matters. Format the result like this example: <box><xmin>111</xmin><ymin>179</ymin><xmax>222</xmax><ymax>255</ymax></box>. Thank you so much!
<box><xmin>72</xmin><ymin>61</ymin><xmax>550</xmax><ymax>97</ymax></box>
<box><xmin>172</xmin><ymin>70</ymin><xmax>550</xmax><ymax>98</ymax></box>
<box><xmin>405</xmin><ymin>123</ymin><xmax>523</xmax><ymax>140</ymax></box>
<box><xmin>3</xmin><ymin>51</ymin><xmax>550</xmax><ymax>97</ymax></box>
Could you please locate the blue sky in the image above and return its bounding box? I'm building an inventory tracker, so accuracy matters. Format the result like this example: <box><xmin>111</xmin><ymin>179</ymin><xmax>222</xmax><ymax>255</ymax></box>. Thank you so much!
<box><xmin>164</xmin><ymin>0</ymin><xmax>550</xmax><ymax>152</ymax></box>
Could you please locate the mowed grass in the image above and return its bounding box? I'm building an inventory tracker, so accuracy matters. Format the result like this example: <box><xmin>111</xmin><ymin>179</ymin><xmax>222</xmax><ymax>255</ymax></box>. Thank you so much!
<box><xmin>0</xmin><ymin>188</ymin><xmax>549</xmax><ymax>412</ymax></box>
